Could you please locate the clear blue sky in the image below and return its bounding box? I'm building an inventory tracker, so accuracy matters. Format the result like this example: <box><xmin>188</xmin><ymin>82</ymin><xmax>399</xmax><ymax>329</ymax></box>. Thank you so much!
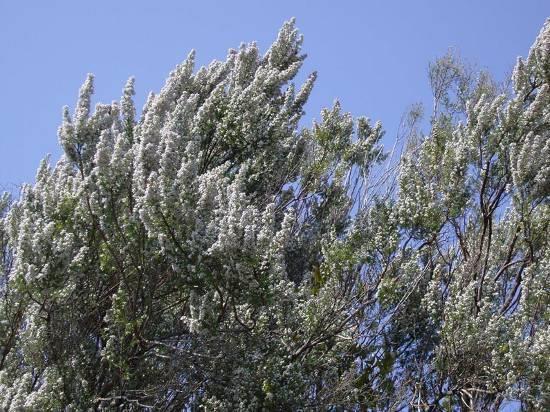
<box><xmin>1</xmin><ymin>1</ymin><xmax>548</xmax><ymax>190</ymax></box>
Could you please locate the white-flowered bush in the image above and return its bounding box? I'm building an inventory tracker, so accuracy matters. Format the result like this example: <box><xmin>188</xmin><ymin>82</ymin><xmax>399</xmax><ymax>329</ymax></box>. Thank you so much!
<box><xmin>0</xmin><ymin>18</ymin><xmax>548</xmax><ymax>411</ymax></box>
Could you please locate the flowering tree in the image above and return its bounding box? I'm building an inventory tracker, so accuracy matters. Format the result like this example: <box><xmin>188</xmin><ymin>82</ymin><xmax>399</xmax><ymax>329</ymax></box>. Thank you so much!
<box><xmin>373</xmin><ymin>22</ymin><xmax>550</xmax><ymax>410</ymax></box>
<box><xmin>0</xmin><ymin>18</ymin><xmax>548</xmax><ymax>411</ymax></box>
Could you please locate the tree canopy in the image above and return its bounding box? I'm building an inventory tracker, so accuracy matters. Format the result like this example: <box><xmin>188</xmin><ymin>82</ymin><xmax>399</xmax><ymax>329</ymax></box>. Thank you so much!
<box><xmin>0</xmin><ymin>18</ymin><xmax>549</xmax><ymax>411</ymax></box>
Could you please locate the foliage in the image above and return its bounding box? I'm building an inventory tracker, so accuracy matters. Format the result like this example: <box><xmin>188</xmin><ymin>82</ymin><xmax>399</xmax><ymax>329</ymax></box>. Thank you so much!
<box><xmin>0</xmin><ymin>18</ymin><xmax>548</xmax><ymax>411</ymax></box>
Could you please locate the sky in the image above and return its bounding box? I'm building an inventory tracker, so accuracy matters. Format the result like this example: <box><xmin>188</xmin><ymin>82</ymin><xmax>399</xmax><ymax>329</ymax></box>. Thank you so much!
<box><xmin>0</xmin><ymin>0</ymin><xmax>548</xmax><ymax>191</ymax></box>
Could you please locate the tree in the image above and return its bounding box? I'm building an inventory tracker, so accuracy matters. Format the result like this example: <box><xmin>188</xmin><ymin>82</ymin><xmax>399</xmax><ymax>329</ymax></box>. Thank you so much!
<box><xmin>0</xmin><ymin>18</ymin><xmax>548</xmax><ymax>411</ymax></box>
<box><xmin>375</xmin><ymin>22</ymin><xmax>550</xmax><ymax>411</ymax></box>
